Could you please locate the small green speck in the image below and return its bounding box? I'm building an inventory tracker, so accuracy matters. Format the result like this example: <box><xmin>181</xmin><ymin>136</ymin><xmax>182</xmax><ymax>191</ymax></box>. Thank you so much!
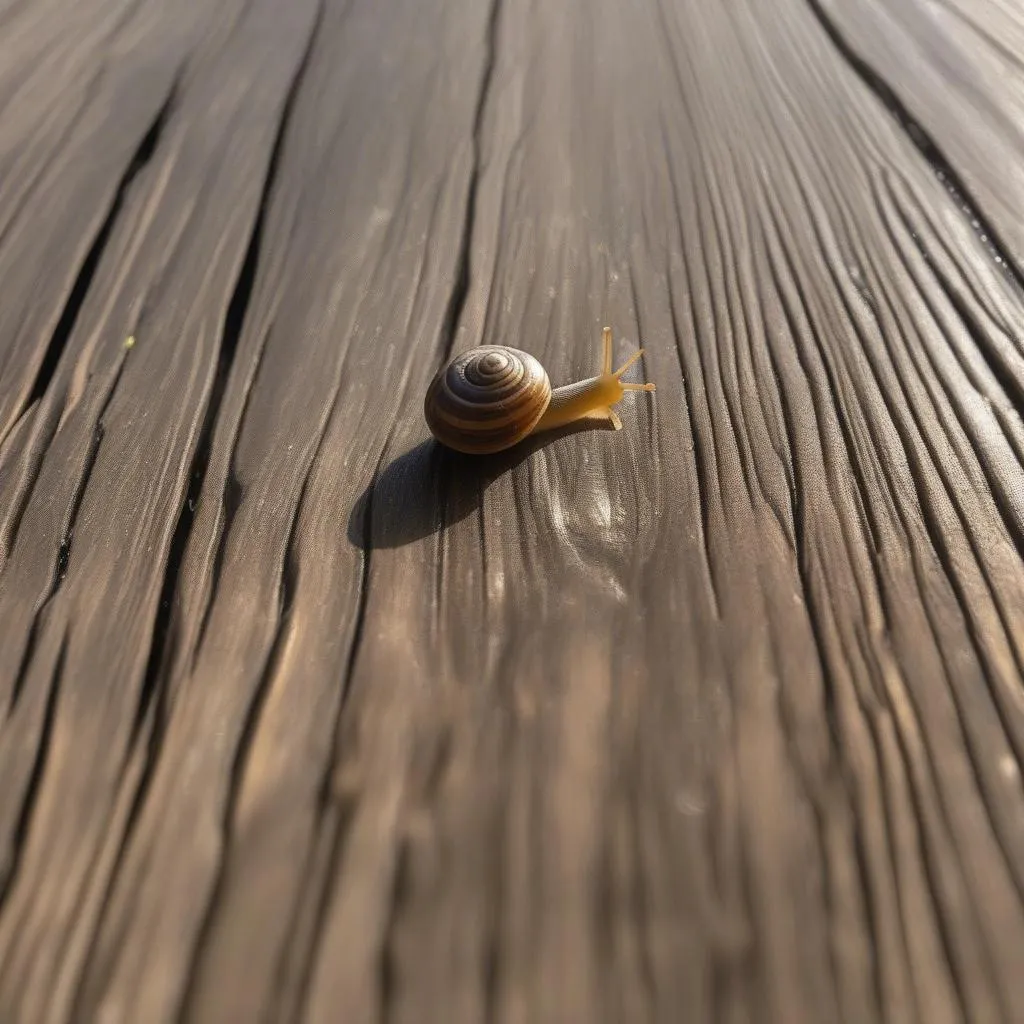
<box><xmin>124</xmin><ymin>335</ymin><xmax>136</xmax><ymax>350</ymax></box>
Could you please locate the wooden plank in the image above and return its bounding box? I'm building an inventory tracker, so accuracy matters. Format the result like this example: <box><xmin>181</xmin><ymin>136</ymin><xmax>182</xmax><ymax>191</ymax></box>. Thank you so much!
<box><xmin>808</xmin><ymin>0</ymin><xmax>1024</xmax><ymax>267</ymax></box>
<box><xmin>73</xmin><ymin>0</ymin><xmax>493</xmax><ymax>1019</ymax></box>
<box><xmin>0</xmin><ymin>0</ymin><xmax>1023</xmax><ymax>1020</ymax></box>
<box><xmin>0</xmin><ymin>0</ymin><xmax>321</xmax><ymax>1019</ymax></box>
<box><xmin>0</xmin><ymin>0</ymin><xmax>241</xmax><ymax>445</ymax></box>
<box><xmin>324</xmin><ymin>3</ymin><xmax>1024</xmax><ymax>1021</ymax></box>
<box><xmin>299</xmin><ymin>0</ymin><xmax>1024</xmax><ymax>1020</ymax></box>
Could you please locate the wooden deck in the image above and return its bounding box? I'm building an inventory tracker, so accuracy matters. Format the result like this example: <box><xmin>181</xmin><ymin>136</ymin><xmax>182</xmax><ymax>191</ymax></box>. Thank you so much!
<box><xmin>2</xmin><ymin>0</ymin><xmax>1024</xmax><ymax>1019</ymax></box>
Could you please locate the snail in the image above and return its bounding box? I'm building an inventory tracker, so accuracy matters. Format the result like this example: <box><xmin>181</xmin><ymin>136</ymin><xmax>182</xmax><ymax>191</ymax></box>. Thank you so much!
<box><xmin>424</xmin><ymin>326</ymin><xmax>656</xmax><ymax>454</ymax></box>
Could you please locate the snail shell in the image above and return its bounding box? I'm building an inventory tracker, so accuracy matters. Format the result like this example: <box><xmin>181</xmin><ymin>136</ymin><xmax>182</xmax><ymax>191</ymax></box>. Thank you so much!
<box><xmin>424</xmin><ymin>345</ymin><xmax>552</xmax><ymax>454</ymax></box>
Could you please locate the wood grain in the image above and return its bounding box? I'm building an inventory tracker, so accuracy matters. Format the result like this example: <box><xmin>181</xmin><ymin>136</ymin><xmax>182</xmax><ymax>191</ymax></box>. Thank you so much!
<box><xmin>1</xmin><ymin>0</ymin><xmax>1024</xmax><ymax>1021</ymax></box>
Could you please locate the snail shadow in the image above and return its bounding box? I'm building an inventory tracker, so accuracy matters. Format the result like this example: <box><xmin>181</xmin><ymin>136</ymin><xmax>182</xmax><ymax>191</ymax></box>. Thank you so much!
<box><xmin>347</xmin><ymin>419</ymin><xmax>600</xmax><ymax>551</ymax></box>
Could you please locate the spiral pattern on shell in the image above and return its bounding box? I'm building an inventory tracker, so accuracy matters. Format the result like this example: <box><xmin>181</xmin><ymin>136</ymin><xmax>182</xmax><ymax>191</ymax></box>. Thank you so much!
<box><xmin>424</xmin><ymin>346</ymin><xmax>552</xmax><ymax>454</ymax></box>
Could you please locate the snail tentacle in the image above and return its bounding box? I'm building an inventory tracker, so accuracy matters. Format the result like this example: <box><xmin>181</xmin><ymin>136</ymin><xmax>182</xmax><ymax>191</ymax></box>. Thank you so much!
<box><xmin>534</xmin><ymin>327</ymin><xmax>655</xmax><ymax>433</ymax></box>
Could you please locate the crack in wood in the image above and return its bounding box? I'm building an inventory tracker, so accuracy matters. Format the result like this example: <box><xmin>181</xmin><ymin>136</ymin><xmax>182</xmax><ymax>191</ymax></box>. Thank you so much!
<box><xmin>17</xmin><ymin>82</ymin><xmax>178</xmax><ymax>443</ymax></box>
<box><xmin>433</xmin><ymin>0</ymin><xmax>502</xmax><ymax>367</ymax></box>
<box><xmin>803</xmin><ymin>0</ymin><xmax>1024</xmax><ymax>295</ymax></box>
<box><xmin>3</xmin><ymin>0</ymin><xmax>1024</xmax><ymax>1018</ymax></box>
<box><xmin>132</xmin><ymin>0</ymin><xmax>326</xmax><ymax>746</ymax></box>
<box><xmin>0</xmin><ymin>76</ymin><xmax>180</xmax><ymax>566</ymax></box>
<box><xmin>0</xmin><ymin>629</ymin><xmax>65</xmax><ymax>907</ymax></box>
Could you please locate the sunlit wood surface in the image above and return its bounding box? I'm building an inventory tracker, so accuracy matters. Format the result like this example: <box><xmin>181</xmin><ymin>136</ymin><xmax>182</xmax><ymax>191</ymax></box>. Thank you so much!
<box><xmin>2</xmin><ymin>0</ymin><xmax>1024</xmax><ymax>1019</ymax></box>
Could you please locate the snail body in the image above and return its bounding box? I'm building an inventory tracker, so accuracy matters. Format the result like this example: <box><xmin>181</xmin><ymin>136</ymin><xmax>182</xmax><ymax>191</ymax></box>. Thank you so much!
<box><xmin>424</xmin><ymin>326</ymin><xmax>655</xmax><ymax>454</ymax></box>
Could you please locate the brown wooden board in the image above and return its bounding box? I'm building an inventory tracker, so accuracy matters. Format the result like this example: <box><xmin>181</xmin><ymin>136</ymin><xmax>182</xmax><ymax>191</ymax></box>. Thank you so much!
<box><xmin>1</xmin><ymin>0</ymin><xmax>1024</xmax><ymax>1020</ymax></box>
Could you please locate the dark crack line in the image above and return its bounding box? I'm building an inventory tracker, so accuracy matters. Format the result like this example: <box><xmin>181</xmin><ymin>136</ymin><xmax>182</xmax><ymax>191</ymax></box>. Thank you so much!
<box><xmin>821</xmin><ymin>218</ymin><xmax>1013</xmax><ymax>1016</ymax></box>
<box><xmin>0</xmin><ymin>76</ymin><xmax>179</xmax><ymax>568</ymax></box>
<box><xmin>803</xmin><ymin>0</ymin><xmax>1024</xmax><ymax>296</ymax></box>
<box><xmin>8</xmin><ymin>354</ymin><xmax>129</xmax><ymax>713</ymax></box>
<box><xmin>0</xmin><ymin>629</ymin><xmax>65</xmax><ymax>910</ymax></box>
<box><xmin>13</xmin><ymin>81</ymin><xmax>178</xmax><ymax>443</ymax></box>
<box><xmin>434</xmin><ymin>0</ymin><xmax>502</xmax><ymax>365</ymax></box>
<box><xmin>312</xmin><ymin>446</ymin><xmax>380</xmax><ymax>824</ymax></box>
<box><xmin>274</xmin><ymin>791</ymin><xmax>357</xmax><ymax>1023</ymax></box>
<box><xmin>60</xmin><ymin>5</ymin><xmax>326</xmax><ymax>1015</ymax></box>
<box><xmin>286</xmin><ymin>433</ymin><xmax>383</xmax><ymax>1023</ymax></box>
<box><xmin>132</xmin><ymin>270</ymin><xmax>252</xmax><ymax>741</ymax></box>
<box><xmin>654</xmin><ymin>106</ymin><xmax>723</xmax><ymax>619</ymax></box>
<box><xmin>371</xmin><ymin>4</ymin><xmax>504</xmax><ymax>1011</ymax></box>
<box><xmin>773</xmin><ymin>144</ymin><xmax>1003</xmax><ymax>1011</ymax></box>
<box><xmin>187</xmin><ymin>0</ymin><xmax>503</xmax><ymax>1010</ymax></box>
<box><xmin>129</xmin><ymin>0</ymin><xmax>323</xmax><ymax>751</ymax></box>
<box><xmin>285</xmin><ymin>532</ymin><xmax>372</xmax><ymax>1022</ymax></box>
<box><xmin>880</xmin><ymin>165</ymin><xmax>1024</xmax><ymax>515</ymax></box>
<box><xmin>176</xmin><ymin>487</ymin><xmax>304</xmax><ymax>1021</ymax></box>
<box><xmin>294</xmin><ymin>1</ymin><xmax>503</xmax><ymax>1007</ymax></box>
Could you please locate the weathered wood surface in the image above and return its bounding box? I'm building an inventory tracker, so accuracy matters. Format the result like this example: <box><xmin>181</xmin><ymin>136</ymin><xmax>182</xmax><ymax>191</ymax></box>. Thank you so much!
<box><xmin>2</xmin><ymin>0</ymin><xmax>1024</xmax><ymax>1019</ymax></box>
